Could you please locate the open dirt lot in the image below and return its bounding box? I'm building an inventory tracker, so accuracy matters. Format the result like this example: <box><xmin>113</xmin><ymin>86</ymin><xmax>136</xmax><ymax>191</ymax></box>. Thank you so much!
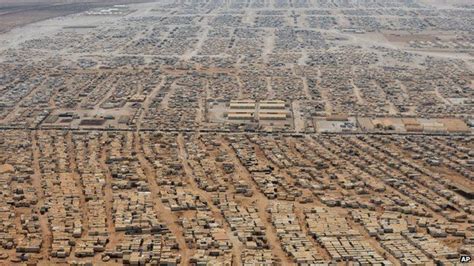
<box><xmin>0</xmin><ymin>0</ymin><xmax>154</xmax><ymax>33</ymax></box>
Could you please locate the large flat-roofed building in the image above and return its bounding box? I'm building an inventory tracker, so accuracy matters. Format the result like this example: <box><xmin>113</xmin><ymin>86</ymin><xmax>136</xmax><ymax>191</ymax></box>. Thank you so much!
<box><xmin>327</xmin><ymin>114</ymin><xmax>349</xmax><ymax>121</ymax></box>
<box><xmin>259</xmin><ymin>110</ymin><xmax>289</xmax><ymax>121</ymax></box>
<box><xmin>259</xmin><ymin>113</ymin><xmax>287</xmax><ymax>120</ymax></box>
<box><xmin>227</xmin><ymin>111</ymin><xmax>255</xmax><ymax>120</ymax></box>
<box><xmin>259</xmin><ymin>109</ymin><xmax>288</xmax><ymax>114</ymax></box>
<box><xmin>229</xmin><ymin>100</ymin><xmax>256</xmax><ymax>109</ymax></box>
<box><xmin>259</xmin><ymin>100</ymin><xmax>286</xmax><ymax>110</ymax></box>
<box><xmin>405</xmin><ymin>124</ymin><xmax>424</xmax><ymax>132</ymax></box>
<box><xmin>210</xmin><ymin>99</ymin><xmax>292</xmax><ymax>128</ymax></box>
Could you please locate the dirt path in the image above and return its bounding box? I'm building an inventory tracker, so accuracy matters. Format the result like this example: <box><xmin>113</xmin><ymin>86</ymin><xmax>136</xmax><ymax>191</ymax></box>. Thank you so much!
<box><xmin>317</xmin><ymin>69</ymin><xmax>333</xmax><ymax>115</ymax></box>
<box><xmin>133</xmin><ymin>132</ymin><xmax>191</xmax><ymax>264</ymax></box>
<box><xmin>181</xmin><ymin>24</ymin><xmax>209</xmax><ymax>61</ymax></box>
<box><xmin>351</xmin><ymin>81</ymin><xmax>365</xmax><ymax>105</ymax></box>
<box><xmin>301</xmin><ymin>76</ymin><xmax>311</xmax><ymax>99</ymax></box>
<box><xmin>434</xmin><ymin>87</ymin><xmax>451</xmax><ymax>105</ymax></box>
<box><xmin>136</xmin><ymin>76</ymin><xmax>166</xmax><ymax>130</ymax></box>
<box><xmin>219</xmin><ymin>136</ymin><xmax>292</xmax><ymax>265</ymax></box>
<box><xmin>292</xmin><ymin>100</ymin><xmax>305</xmax><ymax>133</ymax></box>
<box><xmin>266</xmin><ymin>76</ymin><xmax>275</xmax><ymax>99</ymax></box>
<box><xmin>262</xmin><ymin>29</ymin><xmax>275</xmax><ymax>64</ymax></box>
<box><xmin>65</xmin><ymin>132</ymin><xmax>89</xmax><ymax>255</ymax></box>
<box><xmin>99</xmin><ymin>132</ymin><xmax>119</xmax><ymax>250</ymax></box>
<box><xmin>293</xmin><ymin>202</ymin><xmax>331</xmax><ymax>260</ymax></box>
<box><xmin>176</xmin><ymin>134</ymin><xmax>244</xmax><ymax>265</ymax></box>
<box><xmin>30</xmin><ymin>131</ymin><xmax>52</xmax><ymax>259</ymax></box>
<box><xmin>395</xmin><ymin>80</ymin><xmax>416</xmax><ymax>116</ymax></box>
<box><xmin>236</xmin><ymin>75</ymin><xmax>244</xmax><ymax>99</ymax></box>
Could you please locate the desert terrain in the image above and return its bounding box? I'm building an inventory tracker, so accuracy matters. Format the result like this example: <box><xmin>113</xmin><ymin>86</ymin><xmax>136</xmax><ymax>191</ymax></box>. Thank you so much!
<box><xmin>0</xmin><ymin>0</ymin><xmax>156</xmax><ymax>33</ymax></box>
<box><xmin>0</xmin><ymin>0</ymin><xmax>472</xmax><ymax>265</ymax></box>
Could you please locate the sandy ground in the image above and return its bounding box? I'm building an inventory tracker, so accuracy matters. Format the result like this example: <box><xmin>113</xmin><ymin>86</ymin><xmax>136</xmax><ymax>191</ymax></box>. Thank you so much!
<box><xmin>0</xmin><ymin>1</ymin><xmax>472</xmax><ymax>264</ymax></box>
<box><xmin>0</xmin><ymin>0</ymin><xmax>157</xmax><ymax>33</ymax></box>
<box><xmin>421</xmin><ymin>0</ymin><xmax>473</xmax><ymax>7</ymax></box>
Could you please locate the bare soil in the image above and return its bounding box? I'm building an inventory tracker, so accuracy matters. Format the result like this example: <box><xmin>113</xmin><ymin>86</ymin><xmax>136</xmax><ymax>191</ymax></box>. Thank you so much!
<box><xmin>0</xmin><ymin>0</ymin><xmax>156</xmax><ymax>33</ymax></box>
